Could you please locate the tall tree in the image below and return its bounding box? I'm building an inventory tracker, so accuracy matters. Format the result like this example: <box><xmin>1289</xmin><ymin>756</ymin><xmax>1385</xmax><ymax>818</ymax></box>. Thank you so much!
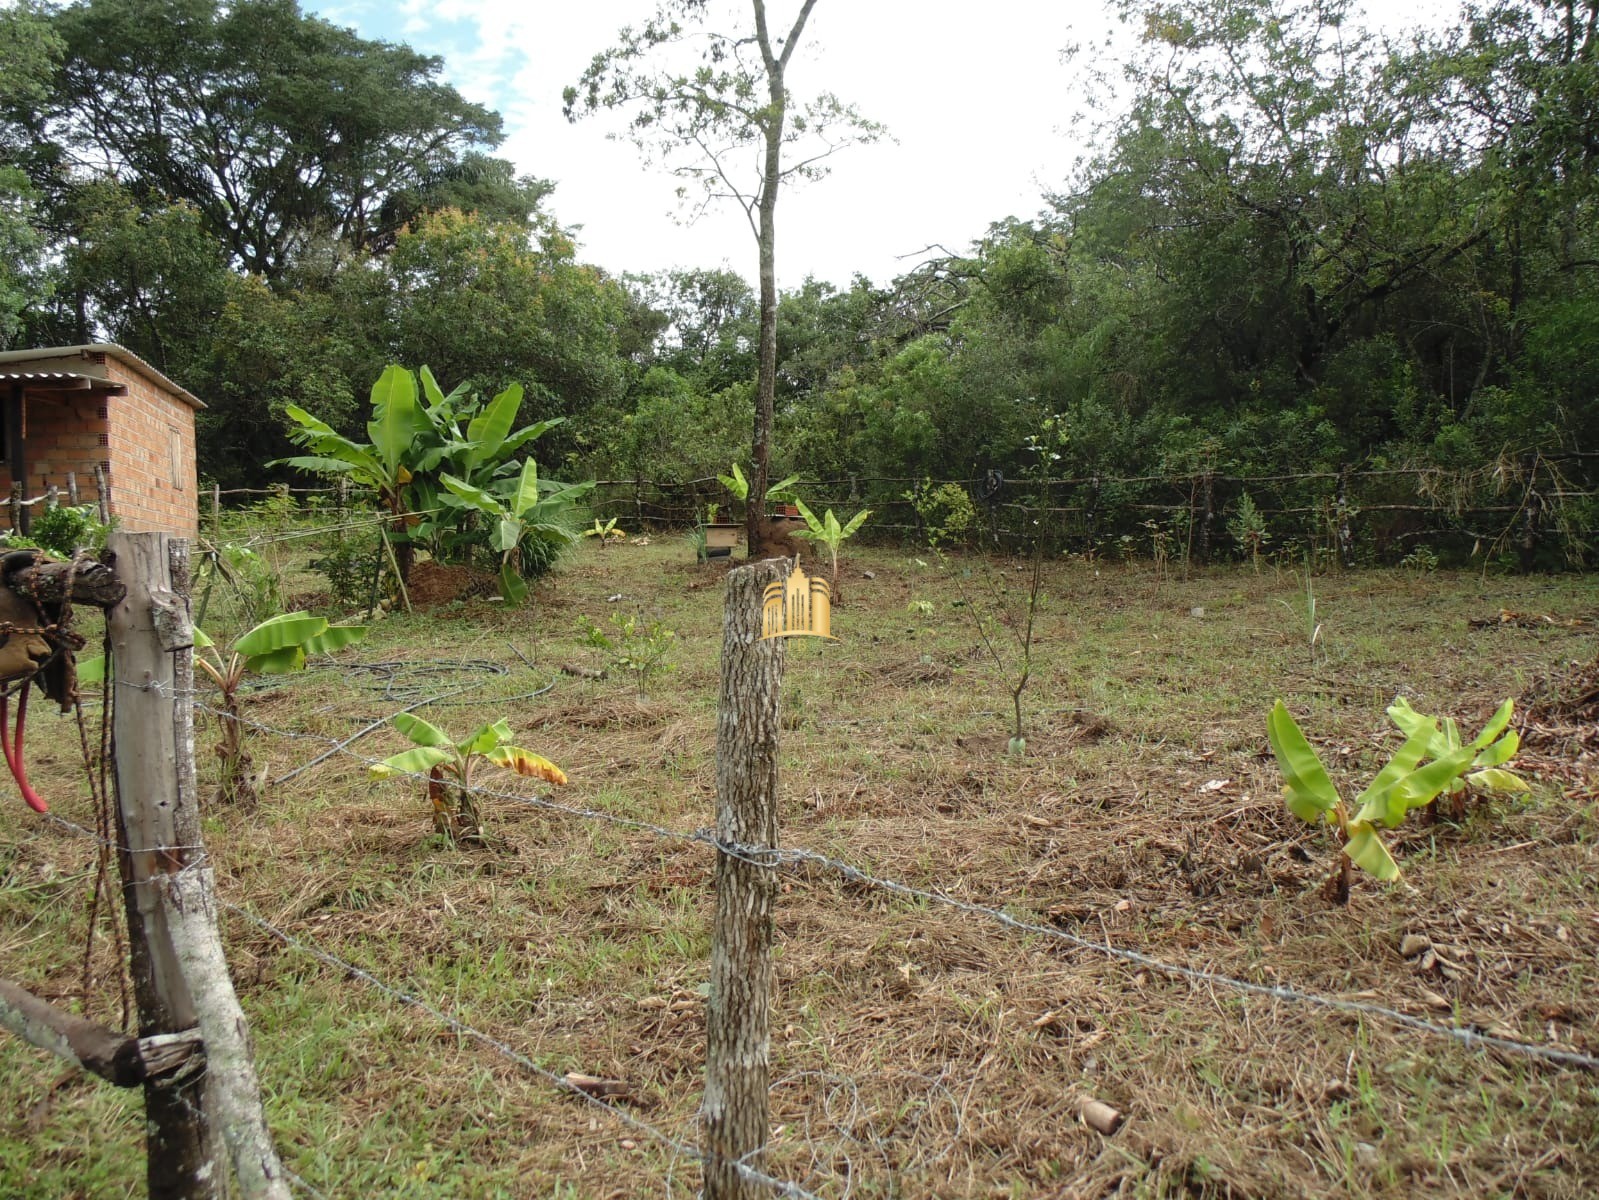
<box><xmin>30</xmin><ymin>0</ymin><xmax>543</xmax><ymax>279</ymax></box>
<box><xmin>0</xmin><ymin>3</ymin><xmax>61</xmax><ymax>346</ymax></box>
<box><xmin>566</xmin><ymin>0</ymin><xmax>881</xmax><ymax>549</ymax></box>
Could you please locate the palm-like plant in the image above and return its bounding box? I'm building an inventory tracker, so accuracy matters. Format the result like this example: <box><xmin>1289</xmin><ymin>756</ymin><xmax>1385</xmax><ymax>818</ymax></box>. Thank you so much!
<box><xmin>790</xmin><ymin>501</ymin><xmax>871</xmax><ymax>590</ymax></box>
<box><xmin>439</xmin><ymin>459</ymin><xmax>595</xmax><ymax>604</ymax></box>
<box><xmin>370</xmin><ymin>714</ymin><xmax>567</xmax><ymax>844</ymax></box>
<box><xmin>281</xmin><ymin>366</ymin><xmax>429</xmax><ymax>591</ymax></box>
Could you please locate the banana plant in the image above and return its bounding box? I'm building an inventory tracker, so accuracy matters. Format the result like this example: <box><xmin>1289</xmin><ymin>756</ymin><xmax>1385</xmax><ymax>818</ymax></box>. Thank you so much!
<box><xmin>717</xmin><ymin>463</ymin><xmax>800</xmax><ymax>505</ymax></box>
<box><xmin>370</xmin><ymin>714</ymin><xmax>567</xmax><ymax>844</ymax></box>
<box><xmin>84</xmin><ymin>612</ymin><xmax>366</xmax><ymax>807</ymax></box>
<box><xmin>281</xmin><ymin>365</ymin><xmax>429</xmax><ymax>595</ymax></box>
<box><xmin>439</xmin><ymin>459</ymin><xmax>595</xmax><ymax>605</ymax></box>
<box><xmin>1266</xmin><ymin>697</ymin><xmax>1527</xmax><ymax>903</ymax></box>
<box><xmin>1386</xmin><ymin>697</ymin><xmax>1529</xmax><ymax>814</ymax></box>
<box><xmin>791</xmin><ymin>501</ymin><xmax>871</xmax><ymax>590</ymax></box>
<box><xmin>407</xmin><ymin>369</ymin><xmax>566</xmax><ymax>559</ymax></box>
<box><xmin>583</xmin><ymin>516</ymin><xmax>624</xmax><ymax>548</ymax></box>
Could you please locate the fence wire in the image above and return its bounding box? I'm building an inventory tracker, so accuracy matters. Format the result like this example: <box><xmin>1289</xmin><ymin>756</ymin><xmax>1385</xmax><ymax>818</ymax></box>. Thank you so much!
<box><xmin>137</xmin><ymin>681</ymin><xmax>1599</xmax><ymax>1075</ymax></box>
<box><xmin>34</xmin><ymin>808</ymin><xmax>820</xmax><ymax>1200</ymax></box>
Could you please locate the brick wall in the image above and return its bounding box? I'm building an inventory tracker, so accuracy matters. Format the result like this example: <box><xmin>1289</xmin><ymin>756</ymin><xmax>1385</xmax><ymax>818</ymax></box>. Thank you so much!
<box><xmin>102</xmin><ymin>361</ymin><xmax>199</xmax><ymax>536</ymax></box>
<box><xmin>8</xmin><ymin>392</ymin><xmax>110</xmax><ymax>509</ymax></box>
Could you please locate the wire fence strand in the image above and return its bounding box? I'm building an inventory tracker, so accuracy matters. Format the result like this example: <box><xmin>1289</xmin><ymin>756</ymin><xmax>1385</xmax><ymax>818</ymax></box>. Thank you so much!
<box><xmin>141</xmin><ymin>683</ymin><xmax>1599</xmax><ymax>1075</ymax></box>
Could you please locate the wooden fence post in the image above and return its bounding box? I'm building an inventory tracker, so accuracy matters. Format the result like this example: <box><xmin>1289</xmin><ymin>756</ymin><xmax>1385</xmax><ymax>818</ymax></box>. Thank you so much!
<box><xmin>704</xmin><ymin>558</ymin><xmax>790</xmax><ymax>1199</ymax></box>
<box><xmin>67</xmin><ymin>470</ymin><xmax>79</xmax><ymax>507</ymax></box>
<box><xmin>1336</xmin><ymin>465</ymin><xmax>1355</xmax><ymax>569</ymax></box>
<box><xmin>1518</xmin><ymin>454</ymin><xmax>1543</xmax><ymax>573</ymax></box>
<box><xmin>108</xmin><ymin>532</ymin><xmax>290</xmax><ymax>1200</ymax></box>
<box><xmin>94</xmin><ymin>464</ymin><xmax>110</xmax><ymax>525</ymax></box>
<box><xmin>1196</xmin><ymin>473</ymin><xmax>1215</xmax><ymax>565</ymax></box>
<box><xmin>8</xmin><ymin>482</ymin><xmax>20</xmax><ymax>534</ymax></box>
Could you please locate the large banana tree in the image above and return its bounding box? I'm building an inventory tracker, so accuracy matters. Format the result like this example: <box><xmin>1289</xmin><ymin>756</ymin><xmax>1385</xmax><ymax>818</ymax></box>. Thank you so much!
<box><xmin>282</xmin><ymin>365</ymin><xmax>429</xmax><ymax>588</ymax></box>
<box><xmin>281</xmin><ymin>366</ymin><xmax>570</xmax><ymax>592</ymax></box>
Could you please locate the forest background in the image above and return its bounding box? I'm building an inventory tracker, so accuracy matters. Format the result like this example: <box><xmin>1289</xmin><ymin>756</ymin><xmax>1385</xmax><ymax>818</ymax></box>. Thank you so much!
<box><xmin>0</xmin><ymin>0</ymin><xmax>1595</xmax><ymax>563</ymax></box>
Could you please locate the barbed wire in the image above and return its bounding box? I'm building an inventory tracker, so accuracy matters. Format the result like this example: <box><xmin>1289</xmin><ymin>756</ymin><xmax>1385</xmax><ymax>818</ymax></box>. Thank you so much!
<box><xmin>31</xmin><ymin>805</ymin><xmax>820</xmax><ymax>1199</ymax></box>
<box><xmin>221</xmin><ymin>901</ymin><xmax>822</xmax><ymax>1200</ymax></box>
<box><xmin>149</xmin><ymin>684</ymin><xmax>1599</xmax><ymax>1074</ymax></box>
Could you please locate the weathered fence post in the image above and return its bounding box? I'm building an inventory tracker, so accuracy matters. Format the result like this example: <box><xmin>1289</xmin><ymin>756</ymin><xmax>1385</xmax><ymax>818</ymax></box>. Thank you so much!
<box><xmin>108</xmin><ymin>532</ymin><xmax>290</xmax><ymax>1200</ymax></box>
<box><xmin>94</xmin><ymin>463</ymin><xmax>111</xmax><ymax>524</ymax></box>
<box><xmin>1518</xmin><ymin>455</ymin><xmax>1543</xmax><ymax>573</ymax></box>
<box><xmin>1335</xmin><ymin>465</ymin><xmax>1355</xmax><ymax>569</ymax></box>
<box><xmin>67</xmin><ymin>470</ymin><xmax>79</xmax><ymax>507</ymax></box>
<box><xmin>8</xmin><ymin>482</ymin><xmax>21</xmax><ymax>534</ymax></box>
<box><xmin>704</xmin><ymin>557</ymin><xmax>790</xmax><ymax>1199</ymax></box>
<box><xmin>1196</xmin><ymin>472</ymin><xmax>1215</xmax><ymax>565</ymax></box>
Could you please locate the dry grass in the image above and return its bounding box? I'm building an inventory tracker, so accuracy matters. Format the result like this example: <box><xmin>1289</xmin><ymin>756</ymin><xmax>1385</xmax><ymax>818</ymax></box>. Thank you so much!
<box><xmin>3</xmin><ymin>533</ymin><xmax>1598</xmax><ymax>1198</ymax></box>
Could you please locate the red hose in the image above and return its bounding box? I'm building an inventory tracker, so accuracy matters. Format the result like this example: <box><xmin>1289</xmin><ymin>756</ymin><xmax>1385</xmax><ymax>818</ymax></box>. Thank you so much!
<box><xmin>1</xmin><ymin>687</ymin><xmax>47</xmax><ymax>813</ymax></box>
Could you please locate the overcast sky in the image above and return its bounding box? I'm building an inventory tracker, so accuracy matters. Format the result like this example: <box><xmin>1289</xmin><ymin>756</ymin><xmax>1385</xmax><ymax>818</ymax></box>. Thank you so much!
<box><xmin>305</xmin><ymin>1</ymin><xmax>1445</xmax><ymax>291</ymax></box>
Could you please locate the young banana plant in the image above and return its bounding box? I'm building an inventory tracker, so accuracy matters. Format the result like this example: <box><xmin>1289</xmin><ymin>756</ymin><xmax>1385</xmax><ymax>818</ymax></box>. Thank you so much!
<box><xmin>83</xmin><ymin>612</ymin><xmax>366</xmax><ymax>807</ymax></box>
<box><xmin>370</xmin><ymin>714</ymin><xmax>567</xmax><ymax>845</ymax></box>
<box><xmin>1267</xmin><ymin>697</ymin><xmax>1527</xmax><ymax>904</ymax></box>
<box><xmin>790</xmin><ymin>501</ymin><xmax>871</xmax><ymax>591</ymax></box>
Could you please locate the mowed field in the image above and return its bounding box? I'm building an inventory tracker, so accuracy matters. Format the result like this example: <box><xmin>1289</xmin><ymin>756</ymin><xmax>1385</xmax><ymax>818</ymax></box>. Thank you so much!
<box><xmin>3</xmin><ymin>530</ymin><xmax>1597</xmax><ymax>1199</ymax></box>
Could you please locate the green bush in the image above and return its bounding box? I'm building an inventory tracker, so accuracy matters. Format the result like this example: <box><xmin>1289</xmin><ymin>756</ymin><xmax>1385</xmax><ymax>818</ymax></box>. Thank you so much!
<box><xmin>310</xmin><ymin>530</ymin><xmax>392</xmax><ymax>612</ymax></box>
<box><xmin>3</xmin><ymin>503</ymin><xmax>113</xmax><ymax>557</ymax></box>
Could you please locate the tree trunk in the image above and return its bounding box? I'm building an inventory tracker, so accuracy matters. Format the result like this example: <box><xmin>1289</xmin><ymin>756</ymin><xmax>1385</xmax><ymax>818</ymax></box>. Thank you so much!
<box><xmin>743</xmin><ymin>0</ymin><xmax>819</xmax><ymax>557</ymax></box>
<box><xmin>704</xmin><ymin>558</ymin><xmax>789</xmax><ymax>1198</ymax></box>
<box><xmin>746</xmin><ymin>13</ymin><xmax>785</xmax><ymax>554</ymax></box>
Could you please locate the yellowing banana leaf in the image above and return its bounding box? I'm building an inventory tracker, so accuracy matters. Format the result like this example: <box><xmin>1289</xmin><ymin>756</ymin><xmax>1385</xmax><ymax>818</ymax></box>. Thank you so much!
<box><xmin>394</xmin><ymin>712</ymin><xmax>453</xmax><ymax>748</ymax></box>
<box><xmin>1266</xmin><ymin>701</ymin><xmax>1340</xmax><ymax>823</ymax></box>
<box><xmin>485</xmin><ymin>746</ymin><xmax>567</xmax><ymax>785</ymax></box>
<box><xmin>1467</xmin><ymin>768</ymin><xmax>1531</xmax><ymax>793</ymax></box>
<box><xmin>370</xmin><ymin>745</ymin><xmax>453</xmax><ymax>778</ymax></box>
<box><xmin>1344</xmin><ymin>823</ymin><xmax>1401</xmax><ymax>881</ymax></box>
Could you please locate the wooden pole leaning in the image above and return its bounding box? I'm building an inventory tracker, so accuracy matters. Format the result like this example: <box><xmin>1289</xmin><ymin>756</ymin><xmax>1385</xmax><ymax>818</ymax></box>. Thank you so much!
<box><xmin>703</xmin><ymin>556</ymin><xmax>790</xmax><ymax>1199</ymax></box>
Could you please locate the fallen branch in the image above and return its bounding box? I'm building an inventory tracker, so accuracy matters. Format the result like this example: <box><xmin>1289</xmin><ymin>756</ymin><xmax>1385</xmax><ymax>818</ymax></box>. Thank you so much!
<box><xmin>4</xmin><ymin>552</ymin><xmax>126</xmax><ymax>610</ymax></box>
<box><xmin>0</xmin><ymin>976</ymin><xmax>201</xmax><ymax>1087</ymax></box>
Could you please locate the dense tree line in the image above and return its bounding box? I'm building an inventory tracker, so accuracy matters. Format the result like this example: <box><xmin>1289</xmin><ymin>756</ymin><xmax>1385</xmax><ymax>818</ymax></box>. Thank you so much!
<box><xmin>1</xmin><ymin>0</ymin><xmax>1594</xmax><ymax>559</ymax></box>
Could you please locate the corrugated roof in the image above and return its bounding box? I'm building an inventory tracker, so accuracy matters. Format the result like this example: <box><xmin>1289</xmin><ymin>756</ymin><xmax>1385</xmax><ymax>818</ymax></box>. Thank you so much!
<box><xmin>0</xmin><ymin>370</ymin><xmax>105</xmax><ymax>386</ymax></box>
<box><xmin>0</xmin><ymin>344</ymin><xmax>205</xmax><ymax>409</ymax></box>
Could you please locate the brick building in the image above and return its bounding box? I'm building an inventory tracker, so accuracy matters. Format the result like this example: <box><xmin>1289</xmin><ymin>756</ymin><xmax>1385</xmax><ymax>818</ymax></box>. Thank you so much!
<box><xmin>0</xmin><ymin>344</ymin><xmax>202</xmax><ymax>537</ymax></box>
